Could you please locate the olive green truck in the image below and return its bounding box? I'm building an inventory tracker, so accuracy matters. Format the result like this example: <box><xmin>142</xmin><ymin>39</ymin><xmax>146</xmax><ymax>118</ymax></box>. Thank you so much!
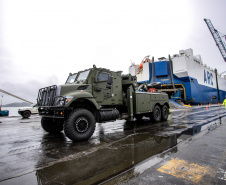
<box><xmin>37</xmin><ymin>65</ymin><xmax>169</xmax><ymax>141</ymax></box>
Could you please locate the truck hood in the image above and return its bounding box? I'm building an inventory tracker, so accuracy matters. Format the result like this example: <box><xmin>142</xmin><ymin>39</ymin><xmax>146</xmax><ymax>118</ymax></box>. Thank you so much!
<box><xmin>60</xmin><ymin>84</ymin><xmax>92</xmax><ymax>96</ymax></box>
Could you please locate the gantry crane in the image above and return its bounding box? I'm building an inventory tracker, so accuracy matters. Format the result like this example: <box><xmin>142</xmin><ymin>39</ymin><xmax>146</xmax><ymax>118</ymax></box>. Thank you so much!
<box><xmin>204</xmin><ymin>18</ymin><xmax>226</xmax><ymax>62</ymax></box>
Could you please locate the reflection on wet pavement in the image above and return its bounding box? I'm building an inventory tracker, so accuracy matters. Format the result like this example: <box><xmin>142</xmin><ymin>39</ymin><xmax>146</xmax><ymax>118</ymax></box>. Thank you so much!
<box><xmin>0</xmin><ymin>106</ymin><xmax>225</xmax><ymax>185</ymax></box>
<box><xmin>36</xmin><ymin>133</ymin><xmax>177</xmax><ymax>185</ymax></box>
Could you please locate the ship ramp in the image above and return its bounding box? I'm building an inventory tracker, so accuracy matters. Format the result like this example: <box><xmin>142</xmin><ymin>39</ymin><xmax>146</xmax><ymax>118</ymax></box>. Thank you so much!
<box><xmin>169</xmin><ymin>99</ymin><xmax>191</xmax><ymax>109</ymax></box>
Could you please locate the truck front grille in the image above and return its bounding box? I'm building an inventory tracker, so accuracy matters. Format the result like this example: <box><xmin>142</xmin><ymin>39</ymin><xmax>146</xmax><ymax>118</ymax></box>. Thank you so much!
<box><xmin>37</xmin><ymin>85</ymin><xmax>59</xmax><ymax>106</ymax></box>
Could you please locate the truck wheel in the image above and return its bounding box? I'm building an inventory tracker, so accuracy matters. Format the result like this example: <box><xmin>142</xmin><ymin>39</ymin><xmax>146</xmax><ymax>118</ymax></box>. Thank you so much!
<box><xmin>64</xmin><ymin>109</ymin><xmax>96</xmax><ymax>141</ymax></box>
<box><xmin>41</xmin><ymin>117</ymin><xmax>63</xmax><ymax>133</ymax></box>
<box><xmin>161</xmin><ymin>105</ymin><xmax>169</xmax><ymax>121</ymax></box>
<box><xmin>22</xmin><ymin>111</ymin><xmax>31</xmax><ymax>118</ymax></box>
<box><xmin>152</xmin><ymin>105</ymin><xmax>161</xmax><ymax>122</ymax></box>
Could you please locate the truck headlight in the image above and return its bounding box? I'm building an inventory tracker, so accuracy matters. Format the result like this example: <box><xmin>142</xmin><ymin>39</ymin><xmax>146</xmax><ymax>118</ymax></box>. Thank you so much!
<box><xmin>65</xmin><ymin>97</ymin><xmax>73</xmax><ymax>104</ymax></box>
<box><xmin>59</xmin><ymin>98</ymin><xmax>65</xmax><ymax>106</ymax></box>
<box><xmin>56</xmin><ymin>96</ymin><xmax>73</xmax><ymax>107</ymax></box>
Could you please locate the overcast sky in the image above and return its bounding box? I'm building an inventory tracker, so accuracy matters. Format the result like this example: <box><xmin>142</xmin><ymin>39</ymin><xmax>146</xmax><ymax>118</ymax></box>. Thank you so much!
<box><xmin>0</xmin><ymin>0</ymin><xmax>226</xmax><ymax>105</ymax></box>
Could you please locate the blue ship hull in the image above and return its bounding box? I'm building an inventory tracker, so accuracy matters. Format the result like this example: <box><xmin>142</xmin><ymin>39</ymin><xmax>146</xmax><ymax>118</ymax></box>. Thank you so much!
<box><xmin>129</xmin><ymin>49</ymin><xmax>226</xmax><ymax>105</ymax></box>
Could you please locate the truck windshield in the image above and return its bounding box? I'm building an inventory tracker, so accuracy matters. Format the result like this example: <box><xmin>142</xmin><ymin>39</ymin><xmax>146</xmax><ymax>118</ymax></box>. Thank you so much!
<box><xmin>66</xmin><ymin>73</ymin><xmax>77</xmax><ymax>84</ymax></box>
<box><xmin>76</xmin><ymin>70</ymin><xmax>90</xmax><ymax>82</ymax></box>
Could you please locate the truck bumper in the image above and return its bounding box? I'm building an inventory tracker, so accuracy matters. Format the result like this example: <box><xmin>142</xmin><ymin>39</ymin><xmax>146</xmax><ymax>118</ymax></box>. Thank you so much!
<box><xmin>38</xmin><ymin>107</ymin><xmax>72</xmax><ymax>118</ymax></box>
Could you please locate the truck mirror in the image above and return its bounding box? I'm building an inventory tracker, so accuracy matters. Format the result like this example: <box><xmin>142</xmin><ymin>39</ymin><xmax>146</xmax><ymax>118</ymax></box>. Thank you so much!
<box><xmin>107</xmin><ymin>76</ymin><xmax>113</xmax><ymax>85</ymax></box>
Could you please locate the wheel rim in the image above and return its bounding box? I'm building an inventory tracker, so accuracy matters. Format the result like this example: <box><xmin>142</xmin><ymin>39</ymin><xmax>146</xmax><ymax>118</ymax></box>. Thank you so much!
<box><xmin>163</xmin><ymin>107</ymin><xmax>167</xmax><ymax>117</ymax></box>
<box><xmin>24</xmin><ymin>112</ymin><xmax>29</xmax><ymax>117</ymax></box>
<box><xmin>75</xmin><ymin>117</ymin><xmax>89</xmax><ymax>133</ymax></box>
<box><xmin>155</xmin><ymin>109</ymin><xmax>160</xmax><ymax>119</ymax></box>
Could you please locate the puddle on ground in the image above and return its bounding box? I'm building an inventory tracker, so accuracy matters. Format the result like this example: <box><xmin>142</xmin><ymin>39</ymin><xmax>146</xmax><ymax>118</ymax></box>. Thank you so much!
<box><xmin>0</xmin><ymin>121</ymin><xmax>177</xmax><ymax>185</ymax></box>
<box><xmin>0</xmin><ymin>108</ymin><xmax>225</xmax><ymax>185</ymax></box>
<box><xmin>35</xmin><ymin>133</ymin><xmax>177</xmax><ymax>185</ymax></box>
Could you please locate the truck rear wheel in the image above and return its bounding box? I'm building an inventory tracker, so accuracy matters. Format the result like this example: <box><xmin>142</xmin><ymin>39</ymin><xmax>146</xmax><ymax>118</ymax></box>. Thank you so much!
<box><xmin>41</xmin><ymin>117</ymin><xmax>63</xmax><ymax>133</ymax></box>
<box><xmin>64</xmin><ymin>109</ymin><xmax>96</xmax><ymax>141</ymax></box>
<box><xmin>161</xmin><ymin>105</ymin><xmax>169</xmax><ymax>121</ymax></box>
<box><xmin>152</xmin><ymin>105</ymin><xmax>161</xmax><ymax>122</ymax></box>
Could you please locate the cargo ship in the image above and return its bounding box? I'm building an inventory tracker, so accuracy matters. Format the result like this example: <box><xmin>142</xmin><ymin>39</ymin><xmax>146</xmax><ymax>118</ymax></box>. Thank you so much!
<box><xmin>129</xmin><ymin>48</ymin><xmax>226</xmax><ymax>105</ymax></box>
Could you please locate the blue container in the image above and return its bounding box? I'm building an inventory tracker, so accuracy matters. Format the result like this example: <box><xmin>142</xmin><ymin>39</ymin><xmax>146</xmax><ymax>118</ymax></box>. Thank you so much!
<box><xmin>0</xmin><ymin>110</ymin><xmax>9</xmax><ymax>116</ymax></box>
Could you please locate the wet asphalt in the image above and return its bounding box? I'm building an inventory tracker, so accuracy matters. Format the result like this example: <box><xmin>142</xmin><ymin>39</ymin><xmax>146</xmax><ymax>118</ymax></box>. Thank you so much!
<box><xmin>0</xmin><ymin>105</ymin><xmax>226</xmax><ymax>185</ymax></box>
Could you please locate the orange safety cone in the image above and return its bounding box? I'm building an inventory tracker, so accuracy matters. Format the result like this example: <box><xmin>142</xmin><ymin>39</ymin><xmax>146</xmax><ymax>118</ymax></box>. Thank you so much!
<box><xmin>206</xmin><ymin>105</ymin><xmax>208</xmax><ymax>110</ymax></box>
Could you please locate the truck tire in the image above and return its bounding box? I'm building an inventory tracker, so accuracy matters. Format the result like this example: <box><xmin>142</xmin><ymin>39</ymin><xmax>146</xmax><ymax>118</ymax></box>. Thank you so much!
<box><xmin>152</xmin><ymin>105</ymin><xmax>161</xmax><ymax>122</ymax></box>
<box><xmin>64</xmin><ymin>109</ymin><xmax>96</xmax><ymax>141</ymax></box>
<box><xmin>161</xmin><ymin>105</ymin><xmax>169</xmax><ymax>121</ymax></box>
<box><xmin>22</xmin><ymin>111</ymin><xmax>31</xmax><ymax>118</ymax></box>
<box><xmin>41</xmin><ymin>117</ymin><xmax>63</xmax><ymax>133</ymax></box>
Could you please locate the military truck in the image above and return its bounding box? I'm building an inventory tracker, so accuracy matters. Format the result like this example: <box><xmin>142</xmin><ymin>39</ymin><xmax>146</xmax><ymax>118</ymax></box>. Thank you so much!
<box><xmin>37</xmin><ymin>65</ymin><xmax>169</xmax><ymax>141</ymax></box>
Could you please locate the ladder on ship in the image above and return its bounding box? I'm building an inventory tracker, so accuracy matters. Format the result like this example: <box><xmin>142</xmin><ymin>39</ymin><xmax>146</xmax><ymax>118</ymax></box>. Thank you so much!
<box><xmin>204</xmin><ymin>18</ymin><xmax>226</xmax><ymax>62</ymax></box>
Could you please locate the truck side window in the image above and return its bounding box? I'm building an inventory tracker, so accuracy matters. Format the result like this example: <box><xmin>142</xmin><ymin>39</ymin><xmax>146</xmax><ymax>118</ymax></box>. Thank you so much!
<box><xmin>97</xmin><ymin>73</ymin><xmax>109</xmax><ymax>82</ymax></box>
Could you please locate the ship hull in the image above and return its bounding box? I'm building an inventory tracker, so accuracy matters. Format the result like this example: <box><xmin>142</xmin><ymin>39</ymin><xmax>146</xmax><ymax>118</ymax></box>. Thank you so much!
<box><xmin>129</xmin><ymin>49</ymin><xmax>226</xmax><ymax>105</ymax></box>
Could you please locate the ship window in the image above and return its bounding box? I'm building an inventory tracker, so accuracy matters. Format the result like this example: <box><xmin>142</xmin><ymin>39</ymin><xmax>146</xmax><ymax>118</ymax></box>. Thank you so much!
<box><xmin>97</xmin><ymin>72</ymin><xmax>109</xmax><ymax>82</ymax></box>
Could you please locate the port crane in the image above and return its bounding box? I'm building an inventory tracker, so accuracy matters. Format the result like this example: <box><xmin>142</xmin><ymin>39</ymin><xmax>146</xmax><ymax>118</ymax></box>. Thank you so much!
<box><xmin>0</xmin><ymin>89</ymin><xmax>33</xmax><ymax>104</ymax></box>
<box><xmin>204</xmin><ymin>18</ymin><xmax>226</xmax><ymax>62</ymax></box>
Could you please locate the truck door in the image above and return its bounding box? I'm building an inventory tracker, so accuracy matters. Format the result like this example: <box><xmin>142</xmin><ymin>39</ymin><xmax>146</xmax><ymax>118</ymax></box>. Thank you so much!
<box><xmin>93</xmin><ymin>72</ymin><xmax>113</xmax><ymax>104</ymax></box>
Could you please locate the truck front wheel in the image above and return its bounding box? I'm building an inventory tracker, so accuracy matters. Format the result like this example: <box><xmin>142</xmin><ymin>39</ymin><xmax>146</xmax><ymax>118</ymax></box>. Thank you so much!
<box><xmin>41</xmin><ymin>117</ymin><xmax>63</xmax><ymax>133</ymax></box>
<box><xmin>64</xmin><ymin>109</ymin><xmax>96</xmax><ymax>141</ymax></box>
